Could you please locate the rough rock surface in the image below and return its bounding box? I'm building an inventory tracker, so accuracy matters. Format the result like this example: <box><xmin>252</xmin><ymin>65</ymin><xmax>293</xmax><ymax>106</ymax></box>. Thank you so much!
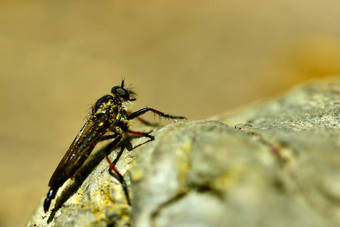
<box><xmin>27</xmin><ymin>79</ymin><xmax>340</xmax><ymax>227</ymax></box>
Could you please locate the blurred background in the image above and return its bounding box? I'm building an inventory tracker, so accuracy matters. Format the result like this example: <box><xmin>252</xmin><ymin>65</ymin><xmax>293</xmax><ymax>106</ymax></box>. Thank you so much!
<box><xmin>0</xmin><ymin>0</ymin><xmax>339</xmax><ymax>226</ymax></box>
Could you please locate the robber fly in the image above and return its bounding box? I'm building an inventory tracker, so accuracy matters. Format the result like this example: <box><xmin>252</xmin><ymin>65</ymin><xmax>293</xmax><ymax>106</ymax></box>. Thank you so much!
<box><xmin>43</xmin><ymin>80</ymin><xmax>186</xmax><ymax>213</ymax></box>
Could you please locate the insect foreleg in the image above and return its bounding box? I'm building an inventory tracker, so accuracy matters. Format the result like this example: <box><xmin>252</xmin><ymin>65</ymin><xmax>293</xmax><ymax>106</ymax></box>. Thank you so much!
<box><xmin>127</xmin><ymin>107</ymin><xmax>186</xmax><ymax>120</ymax></box>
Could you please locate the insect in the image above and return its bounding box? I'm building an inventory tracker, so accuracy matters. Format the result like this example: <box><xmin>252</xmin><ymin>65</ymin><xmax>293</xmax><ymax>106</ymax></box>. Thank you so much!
<box><xmin>43</xmin><ymin>80</ymin><xmax>186</xmax><ymax>213</ymax></box>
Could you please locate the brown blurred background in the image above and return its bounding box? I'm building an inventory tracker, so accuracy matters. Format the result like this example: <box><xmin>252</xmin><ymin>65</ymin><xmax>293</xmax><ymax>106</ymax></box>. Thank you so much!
<box><xmin>0</xmin><ymin>0</ymin><xmax>339</xmax><ymax>226</ymax></box>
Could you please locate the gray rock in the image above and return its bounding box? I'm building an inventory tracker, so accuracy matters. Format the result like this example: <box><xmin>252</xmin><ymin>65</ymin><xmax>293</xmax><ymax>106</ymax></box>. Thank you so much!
<box><xmin>27</xmin><ymin>79</ymin><xmax>340</xmax><ymax>227</ymax></box>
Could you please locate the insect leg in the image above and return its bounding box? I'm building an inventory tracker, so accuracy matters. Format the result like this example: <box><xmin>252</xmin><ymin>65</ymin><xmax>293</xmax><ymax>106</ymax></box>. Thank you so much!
<box><xmin>128</xmin><ymin>130</ymin><xmax>154</xmax><ymax>140</ymax></box>
<box><xmin>123</xmin><ymin>130</ymin><xmax>155</xmax><ymax>150</ymax></box>
<box><xmin>105</xmin><ymin>153</ymin><xmax>131</xmax><ymax>205</ymax></box>
<box><xmin>126</xmin><ymin>111</ymin><xmax>160</xmax><ymax>126</ymax></box>
<box><xmin>101</xmin><ymin>134</ymin><xmax>131</xmax><ymax>205</ymax></box>
<box><xmin>127</xmin><ymin>107</ymin><xmax>186</xmax><ymax>120</ymax></box>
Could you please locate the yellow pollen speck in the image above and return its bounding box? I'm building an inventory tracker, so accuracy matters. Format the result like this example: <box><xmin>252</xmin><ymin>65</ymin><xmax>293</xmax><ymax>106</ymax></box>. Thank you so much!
<box><xmin>98</xmin><ymin>122</ymin><xmax>104</xmax><ymax>126</ymax></box>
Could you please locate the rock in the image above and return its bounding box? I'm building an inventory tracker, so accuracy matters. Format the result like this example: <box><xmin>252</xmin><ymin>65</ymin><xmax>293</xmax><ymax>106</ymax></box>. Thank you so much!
<box><xmin>27</xmin><ymin>78</ymin><xmax>340</xmax><ymax>227</ymax></box>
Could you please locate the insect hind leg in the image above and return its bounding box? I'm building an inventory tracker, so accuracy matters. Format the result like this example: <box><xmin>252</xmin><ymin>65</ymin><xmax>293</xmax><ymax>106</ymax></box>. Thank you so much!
<box><xmin>101</xmin><ymin>135</ymin><xmax>131</xmax><ymax>205</ymax></box>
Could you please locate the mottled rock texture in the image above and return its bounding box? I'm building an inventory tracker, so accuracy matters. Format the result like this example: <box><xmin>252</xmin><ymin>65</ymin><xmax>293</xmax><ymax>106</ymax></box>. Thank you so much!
<box><xmin>27</xmin><ymin>79</ymin><xmax>340</xmax><ymax>227</ymax></box>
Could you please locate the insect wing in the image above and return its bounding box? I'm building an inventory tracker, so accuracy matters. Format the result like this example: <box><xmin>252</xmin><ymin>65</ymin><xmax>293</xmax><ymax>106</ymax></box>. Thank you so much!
<box><xmin>48</xmin><ymin>120</ymin><xmax>105</xmax><ymax>187</ymax></box>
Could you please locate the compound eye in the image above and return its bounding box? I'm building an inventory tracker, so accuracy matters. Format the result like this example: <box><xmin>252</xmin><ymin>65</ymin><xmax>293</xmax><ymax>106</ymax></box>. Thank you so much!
<box><xmin>111</xmin><ymin>86</ymin><xmax>130</xmax><ymax>99</ymax></box>
<box><xmin>116</xmin><ymin>87</ymin><xmax>127</xmax><ymax>97</ymax></box>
